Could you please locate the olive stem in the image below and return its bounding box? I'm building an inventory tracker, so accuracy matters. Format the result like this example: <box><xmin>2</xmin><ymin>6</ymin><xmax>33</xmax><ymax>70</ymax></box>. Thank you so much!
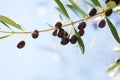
<box><xmin>0</xmin><ymin>9</ymin><xmax>120</xmax><ymax>35</ymax></box>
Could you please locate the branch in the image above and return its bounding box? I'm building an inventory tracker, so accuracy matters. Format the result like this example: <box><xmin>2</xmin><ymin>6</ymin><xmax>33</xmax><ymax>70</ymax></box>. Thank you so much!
<box><xmin>0</xmin><ymin>9</ymin><xmax>120</xmax><ymax>35</ymax></box>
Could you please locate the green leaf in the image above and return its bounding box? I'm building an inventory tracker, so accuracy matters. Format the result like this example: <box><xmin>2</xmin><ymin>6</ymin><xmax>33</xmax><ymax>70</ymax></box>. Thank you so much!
<box><xmin>56</xmin><ymin>7</ymin><xmax>68</xmax><ymax>18</ymax></box>
<box><xmin>0</xmin><ymin>34</ymin><xmax>11</xmax><ymax>40</ymax></box>
<box><xmin>74</xmin><ymin>28</ymin><xmax>85</xmax><ymax>54</ymax></box>
<box><xmin>0</xmin><ymin>21</ymin><xmax>11</xmax><ymax>29</ymax></box>
<box><xmin>46</xmin><ymin>23</ymin><xmax>53</xmax><ymax>28</ymax></box>
<box><xmin>91</xmin><ymin>0</ymin><xmax>102</xmax><ymax>7</ymax></box>
<box><xmin>106</xmin><ymin>17</ymin><xmax>120</xmax><ymax>44</ymax></box>
<box><xmin>69</xmin><ymin>0</ymin><xmax>88</xmax><ymax>17</ymax></box>
<box><xmin>0</xmin><ymin>15</ymin><xmax>23</xmax><ymax>31</ymax></box>
<box><xmin>55</xmin><ymin>0</ymin><xmax>70</xmax><ymax>19</ymax></box>
<box><xmin>56</xmin><ymin>7</ymin><xmax>62</xmax><ymax>14</ymax></box>
<box><xmin>66</xmin><ymin>4</ymin><xmax>80</xmax><ymax>17</ymax></box>
<box><xmin>59</xmin><ymin>14</ymin><xmax>63</xmax><ymax>21</ymax></box>
<box><xmin>84</xmin><ymin>1</ymin><xmax>95</xmax><ymax>8</ymax></box>
<box><xmin>107</xmin><ymin>63</ymin><xmax>120</xmax><ymax>72</ymax></box>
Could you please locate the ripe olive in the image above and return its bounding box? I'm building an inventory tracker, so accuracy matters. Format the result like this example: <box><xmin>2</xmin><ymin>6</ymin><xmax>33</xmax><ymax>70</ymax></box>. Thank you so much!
<box><xmin>61</xmin><ymin>36</ymin><xmax>69</xmax><ymax>45</ymax></box>
<box><xmin>105</xmin><ymin>9</ymin><xmax>113</xmax><ymax>16</ymax></box>
<box><xmin>78</xmin><ymin>22</ymin><xmax>86</xmax><ymax>30</ymax></box>
<box><xmin>52</xmin><ymin>29</ymin><xmax>58</xmax><ymax>36</ymax></box>
<box><xmin>89</xmin><ymin>8</ymin><xmax>97</xmax><ymax>17</ymax></box>
<box><xmin>17</xmin><ymin>41</ymin><xmax>25</xmax><ymax>49</ymax></box>
<box><xmin>98</xmin><ymin>20</ymin><xmax>106</xmax><ymax>28</ymax></box>
<box><xmin>70</xmin><ymin>35</ymin><xmax>77</xmax><ymax>44</ymax></box>
<box><xmin>32</xmin><ymin>30</ymin><xmax>39</xmax><ymax>39</ymax></box>
<box><xmin>79</xmin><ymin>30</ymin><xmax>85</xmax><ymax>36</ymax></box>
<box><xmin>58</xmin><ymin>28</ymin><xmax>65</xmax><ymax>38</ymax></box>
<box><xmin>55</xmin><ymin>21</ymin><xmax>62</xmax><ymax>29</ymax></box>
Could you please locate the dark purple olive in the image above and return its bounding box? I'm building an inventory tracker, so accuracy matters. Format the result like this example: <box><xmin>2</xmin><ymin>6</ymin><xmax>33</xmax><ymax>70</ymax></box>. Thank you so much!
<box><xmin>52</xmin><ymin>29</ymin><xmax>58</xmax><ymax>36</ymax></box>
<box><xmin>17</xmin><ymin>41</ymin><xmax>25</xmax><ymax>49</ymax></box>
<box><xmin>58</xmin><ymin>28</ymin><xmax>64</xmax><ymax>38</ymax></box>
<box><xmin>89</xmin><ymin>8</ymin><xmax>97</xmax><ymax>17</ymax></box>
<box><xmin>105</xmin><ymin>9</ymin><xmax>113</xmax><ymax>16</ymax></box>
<box><xmin>78</xmin><ymin>22</ymin><xmax>86</xmax><ymax>30</ymax></box>
<box><xmin>79</xmin><ymin>30</ymin><xmax>85</xmax><ymax>36</ymax></box>
<box><xmin>64</xmin><ymin>31</ymin><xmax>68</xmax><ymax>36</ymax></box>
<box><xmin>32</xmin><ymin>30</ymin><xmax>39</xmax><ymax>39</ymax></box>
<box><xmin>98</xmin><ymin>20</ymin><xmax>106</xmax><ymax>28</ymax></box>
<box><xmin>70</xmin><ymin>35</ymin><xmax>77</xmax><ymax>44</ymax></box>
<box><xmin>61</xmin><ymin>36</ymin><xmax>69</xmax><ymax>45</ymax></box>
<box><xmin>55</xmin><ymin>21</ymin><xmax>62</xmax><ymax>29</ymax></box>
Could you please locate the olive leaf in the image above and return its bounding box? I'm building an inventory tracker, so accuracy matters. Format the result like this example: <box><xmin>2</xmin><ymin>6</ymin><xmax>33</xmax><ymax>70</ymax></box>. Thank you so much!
<box><xmin>46</xmin><ymin>23</ymin><xmax>53</xmax><ymax>28</ymax></box>
<box><xmin>91</xmin><ymin>0</ymin><xmax>102</xmax><ymax>7</ymax></box>
<box><xmin>84</xmin><ymin>1</ymin><xmax>95</xmax><ymax>8</ymax></box>
<box><xmin>0</xmin><ymin>21</ymin><xmax>11</xmax><ymax>30</ymax></box>
<box><xmin>55</xmin><ymin>0</ymin><xmax>70</xmax><ymax>19</ymax></box>
<box><xmin>56</xmin><ymin>7</ymin><xmax>69</xmax><ymax>19</ymax></box>
<box><xmin>0</xmin><ymin>15</ymin><xmax>23</xmax><ymax>31</ymax></box>
<box><xmin>0</xmin><ymin>34</ymin><xmax>11</xmax><ymax>40</ymax></box>
<box><xmin>59</xmin><ymin>14</ymin><xmax>63</xmax><ymax>21</ymax></box>
<box><xmin>106</xmin><ymin>17</ymin><xmax>120</xmax><ymax>44</ymax></box>
<box><xmin>74</xmin><ymin>28</ymin><xmax>85</xmax><ymax>54</ymax></box>
<box><xmin>107</xmin><ymin>63</ymin><xmax>120</xmax><ymax>72</ymax></box>
<box><xmin>66</xmin><ymin>4</ymin><xmax>80</xmax><ymax>17</ymax></box>
<box><xmin>69</xmin><ymin>0</ymin><xmax>88</xmax><ymax>17</ymax></box>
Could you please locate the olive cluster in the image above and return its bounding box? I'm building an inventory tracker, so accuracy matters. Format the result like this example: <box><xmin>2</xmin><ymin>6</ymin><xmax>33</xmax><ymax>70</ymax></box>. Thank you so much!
<box><xmin>17</xmin><ymin>29</ymin><xmax>39</xmax><ymax>49</ymax></box>
<box><xmin>17</xmin><ymin>0</ymin><xmax>117</xmax><ymax>49</ymax></box>
<box><xmin>52</xmin><ymin>4</ymin><xmax>114</xmax><ymax>45</ymax></box>
<box><xmin>77</xmin><ymin>22</ymin><xmax>86</xmax><ymax>36</ymax></box>
<box><xmin>105</xmin><ymin>0</ymin><xmax>120</xmax><ymax>16</ymax></box>
<box><xmin>52</xmin><ymin>22</ymin><xmax>78</xmax><ymax>45</ymax></box>
<box><xmin>88</xmin><ymin>3</ymin><xmax>113</xmax><ymax>29</ymax></box>
<box><xmin>89</xmin><ymin>7</ymin><xmax>112</xmax><ymax>18</ymax></box>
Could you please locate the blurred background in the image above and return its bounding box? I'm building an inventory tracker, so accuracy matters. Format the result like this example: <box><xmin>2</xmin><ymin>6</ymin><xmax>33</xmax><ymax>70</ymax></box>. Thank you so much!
<box><xmin>0</xmin><ymin>0</ymin><xmax>120</xmax><ymax>80</ymax></box>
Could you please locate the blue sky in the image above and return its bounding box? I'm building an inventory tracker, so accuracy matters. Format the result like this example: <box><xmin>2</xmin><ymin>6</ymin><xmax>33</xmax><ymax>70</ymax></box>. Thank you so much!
<box><xmin>0</xmin><ymin>0</ymin><xmax>120</xmax><ymax>80</ymax></box>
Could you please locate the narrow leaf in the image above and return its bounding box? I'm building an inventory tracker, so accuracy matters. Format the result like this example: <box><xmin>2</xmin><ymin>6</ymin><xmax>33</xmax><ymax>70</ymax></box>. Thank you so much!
<box><xmin>84</xmin><ymin>1</ymin><xmax>95</xmax><ymax>8</ymax></box>
<box><xmin>91</xmin><ymin>0</ymin><xmax>102</xmax><ymax>7</ymax></box>
<box><xmin>69</xmin><ymin>0</ymin><xmax>88</xmax><ymax>17</ymax></box>
<box><xmin>56</xmin><ymin>7</ymin><xmax>68</xmax><ymax>18</ymax></box>
<box><xmin>0</xmin><ymin>15</ymin><xmax>23</xmax><ymax>31</ymax></box>
<box><xmin>66</xmin><ymin>4</ymin><xmax>80</xmax><ymax>17</ymax></box>
<box><xmin>46</xmin><ymin>23</ymin><xmax>53</xmax><ymax>28</ymax></box>
<box><xmin>59</xmin><ymin>14</ymin><xmax>63</xmax><ymax>21</ymax></box>
<box><xmin>74</xmin><ymin>28</ymin><xmax>85</xmax><ymax>54</ymax></box>
<box><xmin>55</xmin><ymin>0</ymin><xmax>70</xmax><ymax>19</ymax></box>
<box><xmin>106</xmin><ymin>17</ymin><xmax>120</xmax><ymax>44</ymax></box>
<box><xmin>0</xmin><ymin>21</ymin><xmax>11</xmax><ymax>29</ymax></box>
<box><xmin>107</xmin><ymin>63</ymin><xmax>120</xmax><ymax>72</ymax></box>
<box><xmin>0</xmin><ymin>34</ymin><xmax>11</xmax><ymax>40</ymax></box>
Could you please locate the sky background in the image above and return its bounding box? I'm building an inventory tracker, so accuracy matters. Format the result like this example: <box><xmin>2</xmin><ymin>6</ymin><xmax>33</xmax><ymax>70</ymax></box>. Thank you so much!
<box><xmin>0</xmin><ymin>0</ymin><xmax>120</xmax><ymax>80</ymax></box>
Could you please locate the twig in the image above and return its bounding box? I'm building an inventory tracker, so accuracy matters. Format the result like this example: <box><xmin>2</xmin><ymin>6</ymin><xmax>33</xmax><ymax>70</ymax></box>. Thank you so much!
<box><xmin>0</xmin><ymin>9</ymin><xmax>120</xmax><ymax>35</ymax></box>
